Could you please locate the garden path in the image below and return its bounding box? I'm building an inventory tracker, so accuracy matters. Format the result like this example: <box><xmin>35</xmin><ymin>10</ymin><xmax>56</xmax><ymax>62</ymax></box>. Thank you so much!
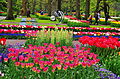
<box><xmin>0</xmin><ymin>22</ymin><xmax>67</xmax><ymax>25</ymax></box>
<box><xmin>6</xmin><ymin>39</ymin><xmax>80</xmax><ymax>46</ymax></box>
<box><xmin>0</xmin><ymin>16</ymin><xmax>6</xmax><ymax>20</ymax></box>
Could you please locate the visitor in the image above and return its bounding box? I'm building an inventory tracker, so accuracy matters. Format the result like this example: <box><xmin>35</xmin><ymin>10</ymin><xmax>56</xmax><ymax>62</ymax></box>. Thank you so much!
<box><xmin>40</xmin><ymin>10</ymin><xmax>44</xmax><ymax>15</ymax></box>
<box><xmin>94</xmin><ymin>12</ymin><xmax>99</xmax><ymax>25</ymax></box>
<box><xmin>88</xmin><ymin>15</ymin><xmax>93</xmax><ymax>25</ymax></box>
<box><xmin>105</xmin><ymin>13</ymin><xmax>110</xmax><ymax>25</ymax></box>
<box><xmin>27</xmin><ymin>9</ymin><xmax>31</xmax><ymax>17</ymax></box>
<box><xmin>98</xmin><ymin>11</ymin><xmax>101</xmax><ymax>21</ymax></box>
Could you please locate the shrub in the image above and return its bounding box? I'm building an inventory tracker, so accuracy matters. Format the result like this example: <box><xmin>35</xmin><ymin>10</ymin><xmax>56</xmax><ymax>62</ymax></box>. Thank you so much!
<box><xmin>67</xmin><ymin>21</ymin><xmax>89</xmax><ymax>27</ymax></box>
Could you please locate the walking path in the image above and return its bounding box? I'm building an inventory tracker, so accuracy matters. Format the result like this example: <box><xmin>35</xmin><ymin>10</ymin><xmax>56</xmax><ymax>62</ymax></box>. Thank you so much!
<box><xmin>0</xmin><ymin>16</ymin><xmax>6</xmax><ymax>20</ymax></box>
<box><xmin>0</xmin><ymin>22</ymin><xmax>67</xmax><ymax>25</ymax></box>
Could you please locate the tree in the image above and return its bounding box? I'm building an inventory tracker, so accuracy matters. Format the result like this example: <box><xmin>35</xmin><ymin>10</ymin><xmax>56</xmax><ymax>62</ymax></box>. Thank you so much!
<box><xmin>51</xmin><ymin>0</ymin><xmax>58</xmax><ymax>15</ymax></box>
<box><xmin>32</xmin><ymin>0</ymin><xmax>36</xmax><ymax>14</ymax></box>
<box><xmin>85</xmin><ymin>0</ymin><xmax>90</xmax><ymax>19</ymax></box>
<box><xmin>76</xmin><ymin>0</ymin><xmax>80</xmax><ymax>19</ymax></box>
<box><xmin>48</xmin><ymin>0</ymin><xmax>52</xmax><ymax>16</ymax></box>
<box><xmin>95</xmin><ymin>0</ymin><xmax>102</xmax><ymax>12</ymax></box>
<box><xmin>21</xmin><ymin>0</ymin><xmax>27</xmax><ymax>16</ymax></box>
<box><xmin>5</xmin><ymin>0</ymin><xmax>14</xmax><ymax>20</ymax></box>
<box><xmin>0</xmin><ymin>0</ymin><xmax>7</xmax><ymax>11</ymax></box>
<box><xmin>58</xmin><ymin>0</ymin><xmax>62</xmax><ymax>10</ymax></box>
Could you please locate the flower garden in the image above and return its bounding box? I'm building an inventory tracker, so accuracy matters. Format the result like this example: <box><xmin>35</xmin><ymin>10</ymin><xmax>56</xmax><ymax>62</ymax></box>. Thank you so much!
<box><xmin>0</xmin><ymin>20</ymin><xmax>120</xmax><ymax>79</ymax></box>
<box><xmin>0</xmin><ymin>12</ymin><xmax>120</xmax><ymax>79</ymax></box>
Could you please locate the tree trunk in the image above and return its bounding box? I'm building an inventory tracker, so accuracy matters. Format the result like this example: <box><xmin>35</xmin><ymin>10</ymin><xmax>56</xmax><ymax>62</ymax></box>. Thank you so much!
<box><xmin>32</xmin><ymin>0</ymin><xmax>36</xmax><ymax>14</ymax></box>
<box><xmin>76</xmin><ymin>0</ymin><xmax>80</xmax><ymax>19</ymax></box>
<box><xmin>48</xmin><ymin>0</ymin><xmax>52</xmax><ymax>16</ymax></box>
<box><xmin>95</xmin><ymin>0</ymin><xmax>102</xmax><ymax>12</ymax></box>
<box><xmin>103</xmin><ymin>0</ymin><xmax>109</xmax><ymax>16</ymax></box>
<box><xmin>51</xmin><ymin>0</ymin><xmax>58</xmax><ymax>15</ymax></box>
<box><xmin>58</xmin><ymin>0</ymin><xmax>62</xmax><ymax>10</ymax></box>
<box><xmin>5</xmin><ymin>0</ymin><xmax>14</xmax><ymax>20</ymax></box>
<box><xmin>85</xmin><ymin>0</ymin><xmax>90</xmax><ymax>20</ymax></box>
<box><xmin>22</xmin><ymin>0</ymin><xmax>27</xmax><ymax>16</ymax></box>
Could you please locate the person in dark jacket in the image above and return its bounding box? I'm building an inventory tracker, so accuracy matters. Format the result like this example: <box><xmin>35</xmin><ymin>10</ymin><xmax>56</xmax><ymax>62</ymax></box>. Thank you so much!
<box><xmin>27</xmin><ymin>9</ymin><xmax>31</xmax><ymax>17</ymax></box>
<box><xmin>105</xmin><ymin>13</ymin><xmax>110</xmax><ymax>25</ymax></box>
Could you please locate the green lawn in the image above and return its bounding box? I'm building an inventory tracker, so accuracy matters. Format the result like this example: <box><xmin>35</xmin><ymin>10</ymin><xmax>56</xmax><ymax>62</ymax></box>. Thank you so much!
<box><xmin>38</xmin><ymin>24</ymin><xmax>68</xmax><ymax>27</ymax></box>
<box><xmin>36</xmin><ymin>19</ymin><xmax>59</xmax><ymax>24</ymax></box>
<box><xmin>0</xmin><ymin>18</ymin><xmax>21</xmax><ymax>22</ymax></box>
<box><xmin>90</xmin><ymin>25</ymin><xmax>115</xmax><ymax>28</ymax></box>
<box><xmin>0</xmin><ymin>23</ymin><xmax>19</xmax><ymax>25</ymax></box>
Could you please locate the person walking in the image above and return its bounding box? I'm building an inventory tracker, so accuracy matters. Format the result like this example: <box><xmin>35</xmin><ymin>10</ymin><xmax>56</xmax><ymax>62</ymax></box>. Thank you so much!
<box><xmin>105</xmin><ymin>13</ymin><xmax>110</xmax><ymax>25</ymax></box>
<box><xmin>27</xmin><ymin>9</ymin><xmax>31</xmax><ymax>17</ymax></box>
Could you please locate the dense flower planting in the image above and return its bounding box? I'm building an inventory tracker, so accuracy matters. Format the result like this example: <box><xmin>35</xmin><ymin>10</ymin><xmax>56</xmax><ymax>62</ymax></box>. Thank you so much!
<box><xmin>0</xmin><ymin>29</ymin><xmax>38</xmax><ymax>34</ymax></box>
<box><xmin>75</xmin><ymin>31</ymin><xmax>120</xmax><ymax>36</ymax></box>
<box><xmin>79</xmin><ymin>36</ymin><xmax>120</xmax><ymax>49</ymax></box>
<box><xmin>1</xmin><ymin>24</ymin><xmax>120</xmax><ymax>32</ymax></box>
<box><xmin>64</xmin><ymin>15</ymin><xmax>89</xmax><ymax>24</ymax></box>
<box><xmin>6</xmin><ymin>43</ymin><xmax>100</xmax><ymax>73</ymax></box>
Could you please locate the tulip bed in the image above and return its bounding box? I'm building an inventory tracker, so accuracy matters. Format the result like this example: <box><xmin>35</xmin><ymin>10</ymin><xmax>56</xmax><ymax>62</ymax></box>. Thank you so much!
<box><xmin>1</xmin><ymin>43</ymin><xmax>100</xmax><ymax>79</ymax></box>
<box><xmin>79</xmin><ymin>36</ymin><xmax>120</xmax><ymax>76</ymax></box>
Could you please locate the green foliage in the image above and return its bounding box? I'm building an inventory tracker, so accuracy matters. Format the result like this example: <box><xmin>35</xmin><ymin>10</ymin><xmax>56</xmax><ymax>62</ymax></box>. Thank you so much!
<box><xmin>2</xmin><ymin>60</ymin><xmax>100</xmax><ymax>79</ymax></box>
<box><xmin>62</xmin><ymin>19</ymin><xmax>68</xmax><ymax>24</ymax></box>
<box><xmin>110</xmin><ymin>23</ymin><xmax>120</xmax><ymax>27</ymax></box>
<box><xmin>67</xmin><ymin>21</ymin><xmax>90</xmax><ymax>27</ymax></box>
<box><xmin>102</xmin><ymin>54</ymin><xmax>120</xmax><ymax>76</ymax></box>
<box><xmin>25</xmin><ymin>29</ymin><xmax>73</xmax><ymax>46</ymax></box>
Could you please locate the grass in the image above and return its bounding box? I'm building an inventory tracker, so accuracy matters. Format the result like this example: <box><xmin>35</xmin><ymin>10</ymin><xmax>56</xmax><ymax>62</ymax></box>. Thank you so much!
<box><xmin>0</xmin><ymin>18</ymin><xmax>21</xmax><ymax>22</ymax></box>
<box><xmin>90</xmin><ymin>25</ymin><xmax>115</xmax><ymax>28</ymax></box>
<box><xmin>38</xmin><ymin>24</ymin><xmax>68</xmax><ymax>27</ymax></box>
<box><xmin>36</xmin><ymin>19</ymin><xmax>59</xmax><ymax>24</ymax></box>
<box><xmin>0</xmin><ymin>23</ymin><xmax>19</xmax><ymax>25</ymax></box>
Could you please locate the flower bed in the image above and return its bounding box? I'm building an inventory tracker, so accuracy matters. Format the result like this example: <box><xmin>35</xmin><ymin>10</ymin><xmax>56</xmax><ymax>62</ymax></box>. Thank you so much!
<box><xmin>1</xmin><ymin>24</ymin><xmax>120</xmax><ymax>32</ymax></box>
<box><xmin>64</xmin><ymin>15</ymin><xmax>89</xmax><ymax>24</ymax></box>
<box><xmin>78</xmin><ymin>36</ymin><xmax>120</xmax><ymax>76</ymax></box>
<box><xmin>0</xmin><ymin>43</ymin><xmax>100</xmax><ymax>79</ymax></box>
<box><xmin>74</xmin><ymin>32</ymin><xmax>120</xmax><ymax>36</ymax></box>
<box><xmin>110</xmin><ymin>22</ymin><xmax>120</xmax><ymax>27</ymax></box>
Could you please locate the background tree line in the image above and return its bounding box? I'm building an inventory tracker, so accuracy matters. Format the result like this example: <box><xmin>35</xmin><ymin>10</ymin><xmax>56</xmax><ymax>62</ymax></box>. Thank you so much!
<box><xmin>0</xmin><ymin>0</ymin><xmax>120</xmax><ymax>20</ymax></box>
